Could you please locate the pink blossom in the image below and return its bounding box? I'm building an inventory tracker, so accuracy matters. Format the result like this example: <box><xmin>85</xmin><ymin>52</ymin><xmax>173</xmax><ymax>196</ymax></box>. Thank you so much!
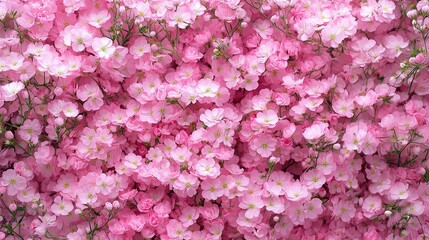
<box><xmin>130</xmin><ymin>37</ymin><xmax>151</xmax><ymax>59</ymax></box>
<box><xmin>201</xmin><ymin>178</ymin><xmax>223</xmax><ymax>200</ymax></box>
<box><xmin>92</xmin><ymin>37</ymin><xmax>115</xmax><ymax>59</ymax></box>
<box><xmin>18</xmin><ymin>119</ymin><xmax>42</xmax><ymax>144</ymax></box>
<box><xmin>304</xmin><ymin>198</ymin><xmax>323</xmax><ymax>220</ymax></box>
<box><xmin>196</xmin><ymin>78</ymin><xmax>220</xmax><ymax>98</ymax></box>
<box><xmin>168</xmin><ymin>6</ymin><xmax>192</xmax><ymax>29</ymax></box>
<box><xmin>86</xmin><ymin>10</ymin><xmax>111</xmax><ymax>28</ymax></box>
<box><xmin>239</xmin><ymin>195</ymin><xmax>265</xmax><ymax>218</ymax></box>
<box><xmin>51</xmin><ymin>196</ymin><xmax>73</xmax><ymax>216</ymax></box>
<box><xmin>1</xmin><ymin>81</ymin><xmax>24</xmax><ymax>101</ymax></box>
<box><xmin>302</xmin><ymin>122</ymin><xmax>329</xmax><ymax>141</ymax></box>
<box><xmin>362</xmin><ymin>196</ymin><xmax>382</xmax><ymax>218</ymax></box>
<box><xmin>200</xmin><ymin>108</ymin><xmax>224</xmax><ymax>127</ymax></box>
<box><xmin>195</xmin><ymin>158</ymin><xmax>221</xmax><ymax>178</ymax></box>
<box><xmin>0</xmin><ymin>1</ymin><xmax>427</xmax><ymax>238</ymax></box>
<box><xmin>1</xmin><ymin>170</ymin><xmax>27</xmax><ymax>196</ymax></box>
<box><xmin>301</xmin><ymin>169</ymin><xmax>326</xmax><ymax>190</ymax></box>
<box><xmin>255</xmin><ymin>110</ymin><xmax>278</xmax><ymax>128</ymax></box>
<box><xmin>389</xmin><ymin>182</ymin><xmax>409</xmax><ymax>200</ymax></box>
<box><xmin>333</xmin><ymin>200</ymin><xmax>356</xmax><ymax>222</ymax></box>
<box><xmin>285</xmin><ymin>181</ymin><xmax>309</xmax><ymax>202</ymax></box>
<box><xmin>166</xmin><ymin>219</ymin><xmax>191</xmax><ymax>239</ymax></box>
<box><xmin>250</xmin><ymin>134</ymin><xmax>277</xmax><ymax>158</ymax></box>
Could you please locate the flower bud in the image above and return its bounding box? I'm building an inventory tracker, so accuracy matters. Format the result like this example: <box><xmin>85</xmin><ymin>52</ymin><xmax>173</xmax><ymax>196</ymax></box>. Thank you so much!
<box><xmin>273</xmin><ymin>216</ymin><xmax>280</xmax><ymax>222</ymax></box>
<box><xmin>9</xmin><ymin>203</ymin><xmax>17</xmax><ymax>211</ymax></box>
<box><xmin>406</xmin><ymin>10</ymin><xmax>417</xmax><ymax>18</ymax></box>
<box><xmin>113</xmin><ymin>200</ymin><xmax>120</xmax><ymax>209</ymax></box>
<box><xmin>412</xmin><ymin>146</ymin><xmax>421</xmax><ymax>155</ymax></box>
<box><xmin>54</xmin><ymin>87</ymin><xmax>63</xmax><ymax>96</ymax></box>
<box><xmin>270</xmin><ymin>15</ymin><xmax>279</xmax><ymax>22</ymax></box>
<box><xmin>5</xmin><ymin>131</ymin><xmax>13</xmax><ymax>139</ymax></box>
<box><xmin>384</xmin><ymin>210</ymin><xmax>392</xmax><ymax>217</ymax></box>
<box><xmin>333</xmin><ymin>143</ymin><xmax>341</xmax><ymax>150</ymax></box>
<box><xmin>105</xmin><ymin>202</ymin><xmax>113</xmax><ymax>211</ymax></box>
<box><xmin>268</xmin><ymin>156</ymin><xmax>279</xmax><ymax>164</ymax></box>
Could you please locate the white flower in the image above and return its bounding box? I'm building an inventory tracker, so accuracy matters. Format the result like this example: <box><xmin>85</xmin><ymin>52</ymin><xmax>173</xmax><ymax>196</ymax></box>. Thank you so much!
<box><xmin>2</xmin><ymin>81</ymin><xmax>24</xmax><ymax>101</ymax></box>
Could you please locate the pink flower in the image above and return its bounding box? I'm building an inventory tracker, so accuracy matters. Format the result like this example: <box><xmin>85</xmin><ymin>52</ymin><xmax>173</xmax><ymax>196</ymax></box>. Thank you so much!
<box><xmin>63</xmin><ymin>0</ymin><xmax>85</xmax><ymax>13</ymax></box>
<box><xmin>321</xmin><ymin>22</ymin><xmax>346</xmax><ymax>48</ymax></box>
<box><xmin>302</xmin><ymin>122</ymin><xmax>329</xmax><ymax>141</ymax></box>
<box><xmin>253</xmin><ymin>20</ymin><xmax>273</xmax><ymax>39</ymax></box>
<box><xmin>201</xmin><ymin>178</ymin><xmax>223</xmax><ymax>200</ymax></box>
<box><xmin>242</xmin><ymin>74</ymin><xmax>259</xmax><ymax>91</ymax></box>
<box><xmin>65</xmin><ymin>25</ymin><xmax>93</xmax><ymax>52</ymax></box>
<box><xmin>168</xmin><ymin>6</ymin><xmax>192</xmax><ymax>29</ymax></box>
<box><xmin>333</xmin><ymin>200</ymin><xmax>356</xmax><ymax>222</ymax></box>
<box><xmin>173</xmin><ymin>172</ymin><xmax>199</xmax><ymax>197</ymax></box>
<box><xmin>362</xmin><ymin>196</ymin><xmax>382</xmax><ymax>218</ymax></box>
<box><xmin>76</xmin><ymin>82</ymin><xmax>102</xmax><ymax>101</ymax></box>
<box><xmin>250</xmin><ymin>134</ymin><xmax>277</xmax><ymax>158</ymax></box>
<box><xmin>264</xmin><ymin>196</ymin><xmax>285</xmax><ymax>214</ymax></box>
<box><xmin>389</xmin><ymin>182</ymin><xmax>409</xmax><ymax>200</ymax></box>
<box><xmin>51</xmin><ymin>196</ymin><xmax>73</xmax><ymax>216</ymax></box>
<box><xmin>375</xmin><ymin>0</ymin><xmax>396</xmax><ymax>22</ymax></box>
<box><xmin>285</xmin><ymin>181</ymin><xmax>309</xmax><ymax>202</ymax></box>
<box><xmin>183</xmin><ymin>46</ymin><xmax>203</xmax><ymax>63</ymax></box>
<box><xmin>137</xmin><ymin>198</ymin><xmax>154</xmax><ymax>213</ymax></box>
<box><xmin>304</xmin><ymin>198</ymin><xmax>323</xmax><ymax>220</ymax></box>
<box><xmin>1</xmin><ymin>81</ymin><xmax>24</xmax><ymax>101</ymax></box>
<box><xmin>128</xmin><ymin>215</ymin><xmax>146</xmax><ymax>232</ymax></box>
<box><xmin>363</xmin><ymin>229</ymin><xmax>382</xmax><ymax>240</ymax></box>
<box><xmin>0</xmin><ymin>170</ymin><xmax>27</xmax><ymax>196</ymax></box>
<box><xmin>123</xmin><ymin>153</ymin><xmax>143</xmax><ymax>170</ymax></box>
<box><xmin>62</xmin><ymin>101</ymin><xmax>79</xmax><ymax>118</ymax></box>
<box><xmin>196</xmin><ymin>78</ymin><xmax>220</xmax><ymax>98</ymax></box>
<box><xmin>405</xmin><ymin>201</ymin><xmax>424</xmax><ymax>216</ymax></box>
<box><xmin>239</xmin><ymin>195</ymin><xmax>265</xmax><ymax>218</ymax></box>
<box><xmin>95</xmin><ymin>173</ymin><xmax>115</xmax><ymax>195</ymax></box>
<box><xmin>200</xmin><ymin>108</ymin><xmax>224</xmax><ymax>127</ymax></box>
<box><xmin>166</xmin><ymin>219</ymin><xmax>191</xmax><ymax>239</ymax></box>
<box><xmin>130</xmin><ymin>37</ymin><xmax>151</xmax><ymax>59</ymax></box>
<box><xmin>77</xmin><ymin>188</ymin><xmax>98</xmax><ymax>205</ymax></box>
<box><xmin>333</xmin><ymin>98</ymin><xmax>355</xmax><ymax>118</ymax></box>
<box><xmin>384</xmin><ymin>35</ymin><xmax>408</xmax><ymax>58</ymax></box>
<box><xmin>301</xmin><ymin>169</ymin><xmax>326</xmax><ymax>190</ymax></box>
<box><xmin>195</xmin><ymin>158</ymin><xmax>221</xmax><ymax>178</ymax></box>
<box><xmin>255</xmin><ymin>110</ymin><xmax>278</xmax><ymax>128</ymax></box>
<box><xmin>179</xmin><ymin>207</ymin><xmax>199</xmax><ymax>227</ymax></box>
<box><xmin>34</xmin><ymin>145</ymin><xmax>54</xmax><ymax>164</ymax></box>
<box><xmin>86</xmin><ymin>10</ymin><xmax>111</xmax><ymax>28</ymax></box>
<box><xmin>92</xmin><ymin>37</ymin><xmax>115</xmax><ymax>59</ymax></box>
<box><xmin>18</xmin><ymin>119</ymin><xmax>42</xmax><ymax>144</ymax></box>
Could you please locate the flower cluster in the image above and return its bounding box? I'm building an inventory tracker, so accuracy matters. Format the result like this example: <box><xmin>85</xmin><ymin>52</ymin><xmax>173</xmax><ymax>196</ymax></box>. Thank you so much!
<box><xmin>1</xmin><ymin>0</ymin><xmax>429</xmax><ymax>239</ymax></box>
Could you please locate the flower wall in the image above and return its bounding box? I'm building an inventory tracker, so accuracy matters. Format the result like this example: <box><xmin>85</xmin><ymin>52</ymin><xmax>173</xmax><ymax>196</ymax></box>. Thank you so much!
<box><xmin>1</xmin><ymin>0</ymin><xmax>429</xmax><ymax>239</ymax></box>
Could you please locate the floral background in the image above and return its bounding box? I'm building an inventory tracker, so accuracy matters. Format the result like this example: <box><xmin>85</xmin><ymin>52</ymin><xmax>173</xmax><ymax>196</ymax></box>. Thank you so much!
<box><xmin>0</xmin><ymin>0</ymin><xmax>429</xmax><ymax>239</ymax></box>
